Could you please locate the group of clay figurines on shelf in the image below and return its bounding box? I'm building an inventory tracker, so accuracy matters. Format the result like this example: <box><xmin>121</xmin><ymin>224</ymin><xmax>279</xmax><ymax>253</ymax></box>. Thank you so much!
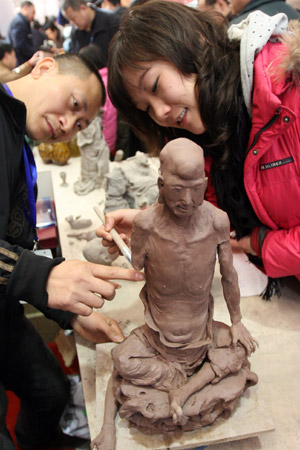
<box><xmin>91</xmin><ymin>138</ymin><xmax>258</xmax><ymax>450</ymax></box>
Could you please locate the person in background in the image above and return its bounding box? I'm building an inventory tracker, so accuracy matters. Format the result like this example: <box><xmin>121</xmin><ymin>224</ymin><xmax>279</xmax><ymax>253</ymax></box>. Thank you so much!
<box><xmin>198</xmin><ymin>0</ymin><xmax>232</xmax><ymax>18</ymax></box>
<box><xmin>229</xmin><ymin>0</ymin><xmax>300</xmax><ymax>23</ymax></box>
<box><xmin>0</xmin><ymin>52</ymin><xmax>144</xmax><ymax>450</ymax></box>
<box><xmin>32</xmin><ymin>19</ymin><xmax>46</xmax><ymax>51</ymax></box>
<box><xmin>79</xmin><ymin>43</ymin><xmax>118</xmax><ymax>156</ymax></box>
<box><xmin>287</xmin><ymin>0</ymin><xmax>300</xmax><ymax>10</ymax></box>
<box><xmin>43</xmin><ymin>21</ymin><xmax>65</xmax><ymax>50</ymax></box>
<box><xmin>97</xmin><ymin>1</ymin><xmax>300</xmax><ymax>293</ymax></box>
<box><xmin>60</xmin><ymin>0</ymin><xmax>120</xmax><ymax>64</ymax></box>
<box><xmin>7</xmin><ymin>1</ymin><xmax>36</xmax><ymax>65</ymax></box>
<box><xmin>0</xmin><ymin>41</ymin><xmax>45</xmax><ymax>83</ymax></box>
<box><xmin>99</xmin><ymin>0</ymin><xmax>128</xmax><ymax>19</ymax></box>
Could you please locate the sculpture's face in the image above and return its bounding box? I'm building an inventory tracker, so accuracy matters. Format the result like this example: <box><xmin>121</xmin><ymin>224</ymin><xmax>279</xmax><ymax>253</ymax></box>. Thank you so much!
<box><xmin>162</xmin><ymin>170</ymin><xmax>207</xmax><ymax>218</ymax></box>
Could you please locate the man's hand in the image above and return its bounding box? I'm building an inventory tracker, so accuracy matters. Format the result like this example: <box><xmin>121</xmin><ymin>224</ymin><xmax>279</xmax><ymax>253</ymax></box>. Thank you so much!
<box><xmin>71</xmin><ymin>311</ymin><xmax>125</xmax><ymax>344</ymax></box>
<box><xmin>231</xmin><ymin>321</ymin><xmax>258</xmax><ymax>356</ymax></box>
<box><xmin>46</xmin><ymin>259</ymin><xmax>144</xmax><ymax>316</ymax></box>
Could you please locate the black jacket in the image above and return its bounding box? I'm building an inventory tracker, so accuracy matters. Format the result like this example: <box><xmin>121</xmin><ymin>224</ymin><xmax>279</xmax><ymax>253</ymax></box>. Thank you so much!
<box><xmin>230</xmin><ymin>0</ymin><xmax>300</xmax><ymax>24</ymax></box>
<box><xmin>0</xmin><ymin>85</ymin><xmax>74</xmax><ymax>355</ymax></box>
<box><xmin>8</xmin><ymin>12</ymin><xmax>35</xmax><ymax>65</ymax></box>
<box><xmin>69</xmin><ymin>8</ymin><xmax>120</xmax><ymax>64</ymax></box>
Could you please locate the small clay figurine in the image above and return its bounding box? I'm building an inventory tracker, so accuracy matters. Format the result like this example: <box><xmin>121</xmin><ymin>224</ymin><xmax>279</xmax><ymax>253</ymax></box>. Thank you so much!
<box><xmin>104</xmin><ymin>151</ymin><xmax>158</xmax><ymax>213</ymax></box>
<box><xmin>74</xmin><ymin>113</ymin><xmax>110</xmax><ymax>196</ymax></box>
<box><xmin>65</xmin><ymin>215</ymin><xmax>92</xmax><ymax>229</ymax></box>
<box><xmin>67</xmin><ymin>230</ymin><xmax>119</xmax><ymax>265</ymax></box>
<box><xmin>91</xmin><ymin>138</ymin><xmax>258</xmax><ymax>450</ymax></box>
<box><xmin>59</xmin><ymin>171</ymin><xmax>68</xmax><ymax>187</ymax></box>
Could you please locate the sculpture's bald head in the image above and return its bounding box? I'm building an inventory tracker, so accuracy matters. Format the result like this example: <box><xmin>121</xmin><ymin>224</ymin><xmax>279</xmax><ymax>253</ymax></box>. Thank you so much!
<box><xmin>160</xmin><ymin>138</ymin><xmax>205</xmax><ymax>180</ymax></box>
<box><xmin>158</xmin><ymin>138</ymin><xmax>208</xmax><ymax>217</ymax></box>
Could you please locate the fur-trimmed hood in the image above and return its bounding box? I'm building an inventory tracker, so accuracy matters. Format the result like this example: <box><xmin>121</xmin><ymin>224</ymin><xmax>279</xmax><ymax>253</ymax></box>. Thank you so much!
<box><xmin>279</xmin><ymin>19</ymin><xmax>300</xmax><ymax>78</ymax></box>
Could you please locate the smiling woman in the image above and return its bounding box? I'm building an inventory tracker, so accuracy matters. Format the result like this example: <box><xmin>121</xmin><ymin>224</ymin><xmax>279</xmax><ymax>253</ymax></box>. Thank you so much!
<box><xmin>122</xmin><ymin>61</ymin><xmax>206</xmax><ymax>135</ymax></box>
<box><xmin>108</xmin><ymin>0</ymin><xmax>241</xmax><ymax>154</ymax></box>
<box><xmin>105</xmin><ymin>0</ymin><xmax>300</xmax><ymax>284</ymax></box>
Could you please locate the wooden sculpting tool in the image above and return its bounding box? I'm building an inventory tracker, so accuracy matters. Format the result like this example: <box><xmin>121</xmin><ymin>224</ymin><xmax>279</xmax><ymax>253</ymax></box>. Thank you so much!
<box><xmin>93</xmin><ymin>206</ymin><xmax>132</xmax><ymax>265</ymax></box>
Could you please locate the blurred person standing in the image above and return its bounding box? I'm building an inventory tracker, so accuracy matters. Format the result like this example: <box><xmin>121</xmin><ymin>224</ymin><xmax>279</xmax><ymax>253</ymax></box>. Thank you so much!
<box><xmin>8</xmin><ymin>1</ymin><xmax>36</xmax><ymax>65</ymax></box>
<box><xmin>32</xmin><ymin>19</ymin><xmax>46</xmax><ymax>52</ymax></box>
<box><xmin>99</xmin><ymin>0</ymin><xmax>127</xmax><ymax>19</ymax></box>
<box><xmin>43</xmin><ymin>21</ymin><xmax>64</xmax><ymax>49</ymax></box>
<box><xmin>198</xmin><ymin>0</ymin><xmax>232</xmax><ymax>18</ymax></box>
<box><xmin>60</xmin><ymin>0</ymin><xmax>120</xmax><ymax>64</ymax></box>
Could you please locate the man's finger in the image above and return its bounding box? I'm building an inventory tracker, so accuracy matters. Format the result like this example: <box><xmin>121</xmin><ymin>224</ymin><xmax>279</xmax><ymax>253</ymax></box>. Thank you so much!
<box><xmin>105</xmin><ymin>320</ymin><xmax>125</xmax><ymax>343</ymax></box>
<box><xmin>91</xmin><ymin>265</ymin><xmax>145</xmax><ymax>282</ymax></box>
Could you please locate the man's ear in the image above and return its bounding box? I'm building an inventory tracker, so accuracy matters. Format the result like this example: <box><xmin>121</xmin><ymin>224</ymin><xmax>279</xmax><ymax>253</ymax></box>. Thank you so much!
<box><xmin>30</xmin><ymin>57</ymin><xmax>57</xmax><ymax>79</ymax></box>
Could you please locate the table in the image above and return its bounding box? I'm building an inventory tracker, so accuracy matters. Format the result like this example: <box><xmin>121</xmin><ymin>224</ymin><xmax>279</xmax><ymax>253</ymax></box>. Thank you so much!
<box><xmin>35</xmin><ymin>151</ymin><xmax>300</xmax><ymax>450</ymax></box>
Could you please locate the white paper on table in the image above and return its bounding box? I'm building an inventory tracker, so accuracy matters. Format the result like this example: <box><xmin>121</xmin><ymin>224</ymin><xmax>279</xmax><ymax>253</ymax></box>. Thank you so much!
<box><xmin>232</xmin><ymin>249</ymin><xmax>268</xmax><ymax>297</ymax></box>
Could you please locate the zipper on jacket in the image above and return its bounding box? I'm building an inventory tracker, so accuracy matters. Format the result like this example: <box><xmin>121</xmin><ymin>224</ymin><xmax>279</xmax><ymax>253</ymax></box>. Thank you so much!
<box><xmin>247</xmin><ymin>107</ymin><xmax>281</xmax><ymax>154</ymax></box>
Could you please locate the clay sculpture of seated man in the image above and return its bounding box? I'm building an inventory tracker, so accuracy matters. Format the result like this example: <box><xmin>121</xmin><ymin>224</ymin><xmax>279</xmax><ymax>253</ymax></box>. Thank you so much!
<box><xmin>91</xmin><ymin>138</ymin><xmax>258</xmax><ymax>450</ymax></box>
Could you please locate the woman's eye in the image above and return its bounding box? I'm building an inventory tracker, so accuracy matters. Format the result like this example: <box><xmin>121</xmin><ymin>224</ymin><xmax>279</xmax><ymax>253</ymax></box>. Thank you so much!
<box><xmin>76</xmin><ymin>121</ymin><xmax>82</xmax><ymax>130</ymax></box>
<box><xmin>152</xmin><ymin>77</ymin><xmax>158</xmax><ymax>93</ymax></box>
<box><xmin>74</xmin><ymin>98</ymin><xmax>78</xmax><ymax>107</ymax></box>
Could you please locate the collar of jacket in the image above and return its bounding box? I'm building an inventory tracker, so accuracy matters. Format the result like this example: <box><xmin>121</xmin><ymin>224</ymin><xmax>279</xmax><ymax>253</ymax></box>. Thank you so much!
<box><xmin>246</xmin><ymin>41</ymin><xmax>296</xmax><ymax>164</ymax></box>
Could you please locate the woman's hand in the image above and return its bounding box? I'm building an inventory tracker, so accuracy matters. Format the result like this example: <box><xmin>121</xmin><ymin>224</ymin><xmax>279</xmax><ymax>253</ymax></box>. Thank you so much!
<box><xmin>96</xmin><ymin>209</ymin><xmax>140</xmax><ymax>255</ymax></box>
<box><xmin>230</xmin><ymin>235</ymin><xmax>257</xmax><ymax>256</ymax></box>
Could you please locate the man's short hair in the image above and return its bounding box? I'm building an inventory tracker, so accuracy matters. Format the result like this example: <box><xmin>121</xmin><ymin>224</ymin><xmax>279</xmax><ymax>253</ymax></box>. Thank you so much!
<box><xmin>20</xmin><ymin>1</ymin><xmax>34</xmax><ymax>8</ymax></box>
<box><xmin>54</xmin><ymin>52</ymin><xmax>106</xmax><ymax>106</ymax></box>
<box><xmin>60</xmin><ymin>0</ymin><xmax>86</xmax><ymax>11</ymax></box>
<box><xmin>0</xmin><ymin>41</ymin><xmax>14</xmax><ymax>60</ymax></box>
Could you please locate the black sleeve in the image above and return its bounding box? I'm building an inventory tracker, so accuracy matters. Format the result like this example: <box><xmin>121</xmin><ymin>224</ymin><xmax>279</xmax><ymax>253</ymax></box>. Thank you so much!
<box><xmin>2</xmin><ymin>241</ymin><xmax>74</xmax><ymax>329</ymax></box>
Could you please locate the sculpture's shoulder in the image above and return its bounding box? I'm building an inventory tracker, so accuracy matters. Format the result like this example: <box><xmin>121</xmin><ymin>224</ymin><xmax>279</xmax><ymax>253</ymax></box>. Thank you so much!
<box><xmin>202</xmin><ymin>201</ymin><xmax>230</xmax><ymax>241</ymax></box>
<box><xmin>133</xmin><ymin>203</ymin><xmax>161</xmax><ymax>233</ymax></box>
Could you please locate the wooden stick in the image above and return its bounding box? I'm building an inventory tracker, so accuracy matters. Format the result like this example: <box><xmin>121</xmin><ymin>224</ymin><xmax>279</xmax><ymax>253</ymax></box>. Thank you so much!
<box><xmin>93</xmin><ymin>206</ymin><xmax>132</xmax><ymax>265</ymax></box>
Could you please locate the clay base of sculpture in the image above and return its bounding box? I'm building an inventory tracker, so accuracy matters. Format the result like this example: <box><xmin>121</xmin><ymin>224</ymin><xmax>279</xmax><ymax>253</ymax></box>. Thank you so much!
<box><xmin>111</xmin><ymin>321</ymin><xmax>258</xmax><ymax>434</ymax></box>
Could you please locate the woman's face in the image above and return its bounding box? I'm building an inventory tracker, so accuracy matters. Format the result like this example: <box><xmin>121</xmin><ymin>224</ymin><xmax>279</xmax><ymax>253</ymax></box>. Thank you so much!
<box><xmin>45</xmin><ymin>28</ymin><xmax>57</xmax><ymax>42</ymax></box>
<box><xmin>123</xmin><ymin>60</ymin><xmax>206</xmax><ymax>135</ymax></box>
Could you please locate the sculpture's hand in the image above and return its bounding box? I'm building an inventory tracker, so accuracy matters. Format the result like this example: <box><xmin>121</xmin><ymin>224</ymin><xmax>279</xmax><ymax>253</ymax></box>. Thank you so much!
<box><xmin>71</xmin><ymin>311</ymin><xmax>125</xmax><ymax>344</ymax></box>
<box><xmin>90</xmin><ymin>424</ymin><xmax>116</xmax><ymax>450</ymax></box>
<box><xmin>169</xmin><ymin>388</ymin><xmax>189</xmax><ymax>426</ymax></box>
<box><xmin>46</xmin><ymin>260</ymin><xmax>145</xmax><ymax>316</ymax></box>
<box><xmin>231</xmin><ymin>321</ymin><xmax>258</xmax><ymax>356</ymax></box>
<box><xmin>96</xmin><ymin>208</ymin><xmax>139</xmax><ymax>255</ymax></box>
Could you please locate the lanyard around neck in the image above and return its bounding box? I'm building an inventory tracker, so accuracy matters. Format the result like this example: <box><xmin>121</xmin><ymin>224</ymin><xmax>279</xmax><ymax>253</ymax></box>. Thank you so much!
<box><xmin>3</xmin><ymin>84</ymin><xmax>38</xmax><ymax>245</ymax></box>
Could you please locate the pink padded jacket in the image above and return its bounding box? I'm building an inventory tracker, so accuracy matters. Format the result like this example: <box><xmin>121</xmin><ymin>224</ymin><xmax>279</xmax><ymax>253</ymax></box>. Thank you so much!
<box><xmin>244</xmin><ymin>37</ymin><xmax>300</xmax><ymax>279</ymax></box>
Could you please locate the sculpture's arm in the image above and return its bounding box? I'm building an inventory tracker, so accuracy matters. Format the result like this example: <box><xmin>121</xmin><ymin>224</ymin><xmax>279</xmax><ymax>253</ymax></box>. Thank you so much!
<box><xmin>217</xmin><ymin>239</ymin><xmax>242</xmax><ymax>325</ymax></box>
<box><xmin>90</xmin><ymin>373</ymin><xmax>118</xmax><ymax>450</ymax></box>
<box><xmin>218</xmin><ymin>238</ymin><xmax>258</xmax><ymax>356</ymax></box>
<box><xmin>130</xmin><ymin>212</ymin><xmax>150</xmax><ymax>270</ymax></box>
